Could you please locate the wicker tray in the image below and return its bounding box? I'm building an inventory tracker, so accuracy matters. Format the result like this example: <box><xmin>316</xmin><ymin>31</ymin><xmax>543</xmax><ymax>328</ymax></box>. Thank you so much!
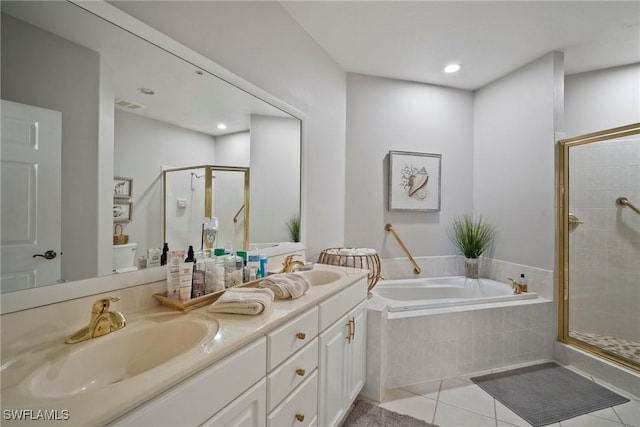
<box><xmin>153</xmin><ymin>280</ymin><xmax>260</xmax><ymax>312</ymax></box>
<box><xmin>317</xmin><ymin>248</ymin><xmax>382</xmax><ymax>291</ymax></box>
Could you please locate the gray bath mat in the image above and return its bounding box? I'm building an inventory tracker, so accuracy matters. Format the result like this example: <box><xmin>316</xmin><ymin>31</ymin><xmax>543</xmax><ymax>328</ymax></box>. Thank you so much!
<box><xmin>342</xmin><ymin>400</ymin><xmax>438</xmax><ymax>427</ymax></box>
<box><xmin>471</xmin><ymin>362</ymin><xmax>630</xmax><ymax>427</ymax></box>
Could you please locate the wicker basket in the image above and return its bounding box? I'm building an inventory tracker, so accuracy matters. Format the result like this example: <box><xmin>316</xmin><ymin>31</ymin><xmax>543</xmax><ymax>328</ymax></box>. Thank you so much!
<box><xmin>113</xmin><ymin>223</ymin><xmax>129</xmax><ymax>245</ymax></box>
<box><xmin>317</xmin><ymin>248</ymin><xmax>382</xmax><ymax>291</ymax></box>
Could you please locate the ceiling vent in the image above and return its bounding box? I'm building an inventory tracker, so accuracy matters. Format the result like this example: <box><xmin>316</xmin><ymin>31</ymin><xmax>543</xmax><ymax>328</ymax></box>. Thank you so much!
<box><xmin>115</xmin><ymin>99</ymin><xmax>145</xmax><ymax>111</ymax></box>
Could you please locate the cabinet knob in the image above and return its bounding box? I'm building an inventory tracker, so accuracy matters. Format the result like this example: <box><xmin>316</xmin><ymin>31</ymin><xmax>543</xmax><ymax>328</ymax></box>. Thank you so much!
<box><xmin>295</xmin><ymin>413</ymin><xmax>305</xmax><ymax>422</ymax></box>
<box><xmin>296</xmin><ymin>368</ymin><xmax>306</xmax><ymax>377</ymax></box>
<box><xmin>296</xmin><ymin>332</ymin><xmax>306</xmax><ymax>340</ymax></box>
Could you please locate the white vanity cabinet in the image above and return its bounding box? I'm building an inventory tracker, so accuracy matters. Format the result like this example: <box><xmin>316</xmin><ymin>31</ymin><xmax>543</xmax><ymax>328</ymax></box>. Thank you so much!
<box><xmin>112</xmin><ymin>275</ymin><xmax>368</xmax><ymax>427</ymax></box>
<box><xmin>267</xmin><ymin>307</ymin><xmax>319</xmax><ymax>426</ymax></box>
<box><xmin>112</xmin><ymin>338</ymin><xmax>267</xmax><ymax>427</ymax></box>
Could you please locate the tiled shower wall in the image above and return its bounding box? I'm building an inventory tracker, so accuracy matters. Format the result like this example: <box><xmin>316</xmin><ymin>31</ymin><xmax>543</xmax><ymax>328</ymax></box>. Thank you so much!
<box><xmin>568</xmin><ymin>136</ymin><xmax>640</xmax><ymax>342</ymax></box>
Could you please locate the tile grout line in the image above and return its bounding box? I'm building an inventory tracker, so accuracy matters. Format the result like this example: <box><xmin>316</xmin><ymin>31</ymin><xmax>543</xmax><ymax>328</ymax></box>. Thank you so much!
<box><xmin>610</xmin><ymin>405</ymin><xmax>627</xmax><ymax>426</ymax></box>
<box><xmin>431</xmin><ymin>379</ymin><xmax>443</xmax><ymax>425</ymax></box>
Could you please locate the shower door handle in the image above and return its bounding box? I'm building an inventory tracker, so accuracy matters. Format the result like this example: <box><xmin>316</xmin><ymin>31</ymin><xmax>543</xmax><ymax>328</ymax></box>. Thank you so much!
<box><xmin>33</xmin><ymin>250</ymin><xmax>57</xmax><ymax>260</ymax></box>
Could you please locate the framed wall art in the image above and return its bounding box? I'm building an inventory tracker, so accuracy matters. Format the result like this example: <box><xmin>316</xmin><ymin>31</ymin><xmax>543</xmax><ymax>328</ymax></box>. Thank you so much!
<box><xmin>113</xmin><ymin>201</ymin><xmax>132</xmax><ymax>223</ymax></box>
<box><xmin>114</xmin><ymin>176</ymin><xmax>133</xmax><ymax>199</ymax></box>
<box><xmin>388</xmin><ymin>150</ymin><xmax>441</xmax><ymax>212</ymax></box>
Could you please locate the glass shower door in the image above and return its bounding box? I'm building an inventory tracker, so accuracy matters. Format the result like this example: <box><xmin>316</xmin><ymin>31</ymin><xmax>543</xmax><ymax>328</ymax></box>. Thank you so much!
<box><xmin>558</xmin><ymin>123</ymin><xmax>640</xmax><ymax>371</ymax></box>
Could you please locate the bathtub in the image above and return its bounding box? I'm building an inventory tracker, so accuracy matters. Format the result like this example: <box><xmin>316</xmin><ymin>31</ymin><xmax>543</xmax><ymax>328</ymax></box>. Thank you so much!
<box><xmin>362</xmin><ymin>276</ymin><xmax>553</xmax><ymax>400</ymax></box>
<box><xmin>371</xmin><ymin>276</ymin><xmax>537</xmax><ymax>312</ymax></box>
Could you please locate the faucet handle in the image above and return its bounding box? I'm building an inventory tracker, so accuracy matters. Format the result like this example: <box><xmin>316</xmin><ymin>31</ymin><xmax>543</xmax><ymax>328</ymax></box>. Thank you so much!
<box><xmin>91</xmin><ymin>297</ymin><xmax>120</xmax><ymax>314</ymax></box>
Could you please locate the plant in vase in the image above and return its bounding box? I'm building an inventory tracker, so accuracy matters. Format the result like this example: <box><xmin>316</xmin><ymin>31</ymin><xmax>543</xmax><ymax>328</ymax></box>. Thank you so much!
<box><xmin>448</xmin><ymin>214</ymin><xmax>496</xmax><ymax>279</ymax></box>
<box><xmin>286</xmin><ymin>213</ymin><xmax>301</xmax><ymax>242</ymax></box>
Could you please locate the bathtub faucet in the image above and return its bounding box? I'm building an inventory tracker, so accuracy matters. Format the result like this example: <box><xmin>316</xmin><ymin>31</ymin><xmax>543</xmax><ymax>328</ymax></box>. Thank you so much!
<box><xmin>507</xmin><ymin>277</ymin><xmax>522</xmax><ymax>294</ymax></box>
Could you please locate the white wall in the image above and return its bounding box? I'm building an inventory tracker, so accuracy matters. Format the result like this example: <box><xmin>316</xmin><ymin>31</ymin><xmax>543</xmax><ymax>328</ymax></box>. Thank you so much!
<box><xmin>114</xmin><ymin>110</ymin><xmax>216</xmax><ymax>258</ymax></box>
<box><xmin>112</xmin><ymin>1</ymin><xmax>347</xmax><ymax>260</ymax></box>
<box><xmin>1</xmin><ymin>13</ymin><xmax>103</xmax><ymax>282</ymax></box>
<box><xmin>565</xmin><ymin>64</ymin><xmax>640</xmax><ymax>136</ymax></box>
<box><xmin>473</xmin><ymin>52</ymin><xmax>564</xmax><ymax>270</ymax></box>
<box><xmin>215</xmin><ymin>131</ymin><xmax>250</xmax><ymax>167</ymax></box>
<box><xmin>345</xmin><ymin>73</ymin><xmax>474</xmax><ymax>257</ymax></box>
<box><xmin>250</xmin><ymin>115</ymin><xmax>301</xmax><ymax>245</ymax></box>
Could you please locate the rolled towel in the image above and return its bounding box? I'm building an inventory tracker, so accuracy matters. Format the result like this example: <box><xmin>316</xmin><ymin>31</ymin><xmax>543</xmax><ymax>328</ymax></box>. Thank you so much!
<box><xmin>208</xmin><ymin>287</ymin><xmax>274</xmax><ymax>315</ymax></box>
<box><xmin>260</xmin><ymin>273</ymin><xmax>310</xmax><ymax>300</ymax></box>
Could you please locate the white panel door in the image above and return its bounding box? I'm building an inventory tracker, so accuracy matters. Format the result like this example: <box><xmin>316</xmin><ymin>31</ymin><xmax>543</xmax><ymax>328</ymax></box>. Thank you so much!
<box><xmin>1</xmin><ymin>100</ymin><xmax>62</xmax><ymax>291</ymax></box>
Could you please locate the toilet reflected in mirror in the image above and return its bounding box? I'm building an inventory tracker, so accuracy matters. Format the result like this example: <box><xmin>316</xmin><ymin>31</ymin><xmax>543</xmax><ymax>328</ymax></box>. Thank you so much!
<box><xmin>113</xmin><ymin>243</ymin><xmax>138</xmax><ymax>274</ymax></box>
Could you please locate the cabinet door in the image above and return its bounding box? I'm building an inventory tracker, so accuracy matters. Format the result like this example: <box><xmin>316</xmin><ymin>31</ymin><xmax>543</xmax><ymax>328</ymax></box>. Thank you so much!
<box><xmin>318</xmin><ymin>301</ymin><xmax>368</xmax><ymax>427</ymax></box>
<box><xmin>346</xmin><ymin>302</ymin><xmax>367</xmax><ymax>403</ymax></box>
<box><xmin>318</xmin><ymin>313</ymin><xmax>350</xmax><ymax>427</ymax></box>
<box><xmin>201</xmin><ymin>379</ymin><xmax>266</xmax><ymax>427</ymax></box>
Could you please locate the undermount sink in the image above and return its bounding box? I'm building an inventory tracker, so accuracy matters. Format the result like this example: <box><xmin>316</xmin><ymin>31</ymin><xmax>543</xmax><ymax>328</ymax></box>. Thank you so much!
<box><xmin>297</xmin><ymin>269</ymin><xmax>343</xmax><ymax>286</ymax></box>
<box><xmin>24</xmin><ymin>317</ymin><xmax>217</xmax><ymax>399</ymax></box>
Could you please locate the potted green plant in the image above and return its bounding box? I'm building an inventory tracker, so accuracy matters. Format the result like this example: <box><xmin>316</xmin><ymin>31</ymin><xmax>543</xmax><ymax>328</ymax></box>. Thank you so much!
<box><xmin>448</xmin><ymin>214</ymin><xmax>496</xmax><ymax>279</ymax></box>
<box><xmin>286</xmin><ymin>213</ymin><xmax>301</xmax><ymax>242</ymax></box>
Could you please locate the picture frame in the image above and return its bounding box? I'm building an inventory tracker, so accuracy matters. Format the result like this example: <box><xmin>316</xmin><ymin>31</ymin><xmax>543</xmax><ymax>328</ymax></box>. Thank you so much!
<box><xmin>388</xmin><ymin>150</ymin><xmax>441</xmax><ymax>212</ymax></box>
<box><xmin>113</xmin><ymin>176</ymin><xmax>133</xmax><ymax>199</ymax></box>
<box><xmin>113</xmin><ymin>201</ymin><xmax>132</xmax><ymax>223</ymax></box>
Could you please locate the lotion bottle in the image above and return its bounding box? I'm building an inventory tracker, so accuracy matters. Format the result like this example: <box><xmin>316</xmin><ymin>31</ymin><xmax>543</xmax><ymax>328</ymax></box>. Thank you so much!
<box><xmin>518</xmin><ymin>273</ymin><xmax>528</xmax><ymax>292</ymax></box>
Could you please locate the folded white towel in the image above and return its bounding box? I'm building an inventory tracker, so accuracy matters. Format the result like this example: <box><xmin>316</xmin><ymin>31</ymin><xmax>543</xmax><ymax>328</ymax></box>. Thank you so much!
<box><xmin>326</xmin><ymin>247</ymin><xmax>377</xmax><ymax>256</ymax></box>
<box><xmin>260</xmin><ymin>273</ymin><xmax>310</xmax><ymax>300</ymax></box>
<box><xmin>208</xmin><ymin>287</ymin><xmax>274</xmax><ymax>315</ymax></box>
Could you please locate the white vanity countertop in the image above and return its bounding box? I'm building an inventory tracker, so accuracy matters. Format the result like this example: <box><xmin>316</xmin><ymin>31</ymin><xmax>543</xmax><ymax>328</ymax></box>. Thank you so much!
<box><xmin>0</xmin><ymin>264</ymin><xmax>368</xmax><ymax>426</ymax></box>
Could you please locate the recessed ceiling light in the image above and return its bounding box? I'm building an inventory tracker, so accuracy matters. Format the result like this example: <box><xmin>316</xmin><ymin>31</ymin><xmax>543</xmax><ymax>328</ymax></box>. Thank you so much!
<box><xmin>444</xmin><ymin>64</ymin><xmax>461</xmax><ymax>74</ymax></box>
<box><xmin>217</xmin><ymin>123</ymin><xmax>227</xmax><ymax>130</ymax></box>
<box><xmin>138</xmin><ymin>87</ymin><xmax>155</xmax><ymax>95</ymax></box>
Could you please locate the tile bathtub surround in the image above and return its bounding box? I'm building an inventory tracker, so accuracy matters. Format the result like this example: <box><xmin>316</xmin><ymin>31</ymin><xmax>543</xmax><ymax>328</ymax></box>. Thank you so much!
<box><xmin>379</xmin><ymin>256</ymin><xmax>554</xmax><ymax>300</ymax></box>
<box><xmin>362</xmin><ymin>299</ymin><xmax>557</xmax><ymax>401</ymax></box>
<box><xmin>366</xmin><ymin>361</ymin><xmax>639</xmax><ymax>427</ymax></box>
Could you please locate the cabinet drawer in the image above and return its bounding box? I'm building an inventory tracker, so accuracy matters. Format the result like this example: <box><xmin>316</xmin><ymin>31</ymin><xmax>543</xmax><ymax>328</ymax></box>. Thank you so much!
<box><xmin>201</xmin><ymin>378</ymin><xmax>266</xmax><ymax>427</ymax></box>
<box><xmin>268</xmin><ymin>307</ymin><xmax>318</xmax><ymax>370</ymax></box>
<box><xmin>268</xmin><ymin>370</ymin><xmax>318</xmax><ymax>427</ymax></box>
<box><xmin>113</xmin><ymin>338</ymin><xmax>266</xmax><ymax>426</ymax></box>
<box><xmin>318</xmin><ymin>279</ymin><xmax>366</xmax><ymax>331</ymax></box>
<box><xmin>268</xmin><ymin>338</ymin><xmax>318</xmax><ymax>411</ymax></box>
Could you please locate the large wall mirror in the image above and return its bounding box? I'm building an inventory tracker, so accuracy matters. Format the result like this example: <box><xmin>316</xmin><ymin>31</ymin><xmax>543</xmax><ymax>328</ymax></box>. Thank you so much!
<box><xmin>1</xmin><ymin>1</ymin><xmax>301</xmax><ymax>299</ymax></box>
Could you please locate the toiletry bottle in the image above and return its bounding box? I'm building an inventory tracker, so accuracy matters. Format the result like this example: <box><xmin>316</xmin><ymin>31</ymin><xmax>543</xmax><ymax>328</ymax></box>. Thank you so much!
<box><xmin>185</xmin><ymin>245</ymin><xmax>196</xmax><ymax>263</ymax></box>
<box><xmin>192</xmin><ymin>261</ymin><xmax>206</xmax><ymax>298</ymax></box>
<box><xmin>160</xmin><ymin>242</ymin><xmax>169</xmax><ymax>266</ymax></box>
<box><xmin>259</xmin><ymin>252</ymin><xmax>268</xmax><ymax>278</ymax></box>
<box><xmin>248</xmin><ymin>247</ymin><xmax>260</xmax><ymax>281</ymax></box>
<box><xmin>202</xmin><ymin>217</ymin><xmax>218</xmax><ymax>256</ymax></box>
<box><xmin>236</xmin><ymin>250</ymin><xmax>248</xmax><ymax>282</ymax></box>
<box><xmin>518</xmin><ymin>273</ymin><xmax>528</xmax><ymax>292</ymax></box>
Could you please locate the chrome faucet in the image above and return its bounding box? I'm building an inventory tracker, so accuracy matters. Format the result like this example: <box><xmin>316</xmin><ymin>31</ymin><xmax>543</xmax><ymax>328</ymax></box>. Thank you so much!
<box><xmin>280</xmin><ymin>254</ymin><xmax>306</xmax><ymax>273</ymax></box>
<box><xmin>65</xmin><ymin>297</ymin><xmax>127</xmax><ymax>344</ymax></box>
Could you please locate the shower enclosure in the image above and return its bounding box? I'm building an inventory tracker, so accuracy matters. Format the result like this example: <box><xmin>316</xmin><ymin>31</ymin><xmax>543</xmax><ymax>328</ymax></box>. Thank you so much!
<box><xmin>162</xmin><ymin>165</ymin><xmax>249</xmax><ymax>254</ymax></box>
<box><xmin>558</xmin><ymin>123</ymin><xmax>640</xmax><ymax>371</ymax></box>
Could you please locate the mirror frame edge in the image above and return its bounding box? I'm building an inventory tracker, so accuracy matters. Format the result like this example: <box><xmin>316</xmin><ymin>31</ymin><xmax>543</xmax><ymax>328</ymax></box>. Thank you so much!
<box><xmin>1</xmin><ymin>0</ymin><xmax>306</xmax><ymax>314</ymax></box>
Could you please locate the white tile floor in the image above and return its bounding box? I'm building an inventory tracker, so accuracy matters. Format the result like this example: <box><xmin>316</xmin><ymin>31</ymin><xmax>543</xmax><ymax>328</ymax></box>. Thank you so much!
<box><xmin>364</xmin><ymin>361</ymin><xmax>640</xmax><ymax>427</ymax></box>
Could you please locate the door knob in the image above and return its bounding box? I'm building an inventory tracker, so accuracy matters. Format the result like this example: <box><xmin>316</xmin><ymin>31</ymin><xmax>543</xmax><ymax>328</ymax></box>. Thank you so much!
<box><xmin>33</xmin><ymin>250</ymin><xmax>57</xmax><ymax>260</ymax></box>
